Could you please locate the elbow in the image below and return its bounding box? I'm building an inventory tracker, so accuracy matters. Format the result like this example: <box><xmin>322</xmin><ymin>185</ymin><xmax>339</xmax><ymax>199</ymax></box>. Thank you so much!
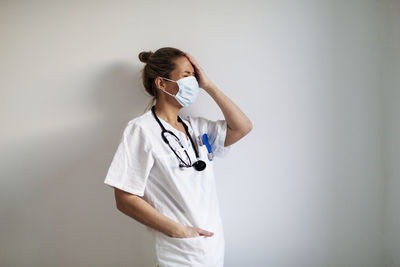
<box><xmin>237</xmin><ymin>122</ymin><xmax>252</xmax><ymax>140</ymax></box>
<box><xmin>248</xmin><ymin>121</ymin><xmax>253</xmax><ymax>133</ymax></box>
<box><xmin>243</xmin><ymin>120</ymin><xmax>253</xmax><ymax>136</ymax></box>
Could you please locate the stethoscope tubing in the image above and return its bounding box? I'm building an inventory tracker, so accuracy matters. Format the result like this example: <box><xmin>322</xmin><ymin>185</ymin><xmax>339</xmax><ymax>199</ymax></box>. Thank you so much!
<box><xmin>161</xmin><ymin>129</ymin><xmax>192</xmax><ymax>168</ymax></box>
<box><xmin>151</xmin><ymin>105</ymin><xmax>206</xmax><ymax>171</ymax></box>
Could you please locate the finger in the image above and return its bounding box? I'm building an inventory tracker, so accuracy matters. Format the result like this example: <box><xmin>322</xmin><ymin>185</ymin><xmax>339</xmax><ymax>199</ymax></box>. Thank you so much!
<box><xmin>184</xmin><ymin>52</ymin><xmax>198</xmax><ymax>65</ymax></box>
<box><xmin>184</xmin><ymin>53</ymin><xmax>197</xmax><ymax>68</ymax></box>
<box><xmin>198</xmin><ymin>229</ymin><xmax>214</xmax><ymax>236</ymax></box>
<box><xmin>189</xmin><ymin>59</ymin><xmax>201</xmax><ymax>71</ymax></box>
<box><xmin>184</xmin><ymin>53</ymin><xmax>204</xmax><ymax>72</ymax></box>
<box><xmin>183</xmin><ymin>52</ymin><xmax>192</xmax><ymax>61</ymax></box>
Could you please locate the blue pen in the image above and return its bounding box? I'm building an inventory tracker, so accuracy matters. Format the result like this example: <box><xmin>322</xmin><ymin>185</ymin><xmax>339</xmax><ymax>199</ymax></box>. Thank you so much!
<box><xmin>200</xmin><ymin>133</ymin><xmax>214</xmax><ymax>161</ymax></box>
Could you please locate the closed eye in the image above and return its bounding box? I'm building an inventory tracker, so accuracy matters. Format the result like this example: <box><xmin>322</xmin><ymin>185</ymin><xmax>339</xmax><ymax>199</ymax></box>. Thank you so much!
<box><xmin>183</xmin><ymin>71</ymin><xmax>195</xmax><ymax>76</ymax></box>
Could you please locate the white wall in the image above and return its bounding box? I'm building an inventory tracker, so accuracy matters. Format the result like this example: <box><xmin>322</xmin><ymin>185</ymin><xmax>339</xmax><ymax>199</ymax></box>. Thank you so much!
<box><xmin>382</xmin><ymin>1</ymin><xmax>400</xmax><ymax>266</ymax></box>
<box><xmin>0</xmin><ymin>1</ymin><xmax>397</xmax><ymax>266</ymax></box>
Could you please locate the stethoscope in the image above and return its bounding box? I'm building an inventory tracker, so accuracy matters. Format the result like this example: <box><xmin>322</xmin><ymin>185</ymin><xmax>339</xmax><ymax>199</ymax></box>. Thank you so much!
<box><xmin>151</xmin><ymin>105</ymin><xmax>207</xmax><ymax>171</ymax></box>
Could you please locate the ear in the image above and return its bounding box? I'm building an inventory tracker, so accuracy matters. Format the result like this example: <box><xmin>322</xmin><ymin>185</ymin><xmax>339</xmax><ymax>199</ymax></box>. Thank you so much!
<box><xmin>154</xmin><ymin>76</ymin><xmax>166</xmax><ymax>90</ymax></box>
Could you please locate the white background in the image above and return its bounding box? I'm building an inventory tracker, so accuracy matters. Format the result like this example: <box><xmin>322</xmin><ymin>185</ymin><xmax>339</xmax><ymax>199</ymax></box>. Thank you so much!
<box><xmin>0</xmin><ymin>0</ymin><xmax>399</xmax><ymax>266</ymax></box>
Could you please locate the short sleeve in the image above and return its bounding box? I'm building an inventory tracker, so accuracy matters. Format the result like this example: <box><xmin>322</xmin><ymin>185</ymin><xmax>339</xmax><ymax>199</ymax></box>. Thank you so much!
<box><xmin>187</xmin><ymin>116</ymin><xmax>232</xmax><ymax>158</ymax></box>
<box><xmin>104</xmin><ymin>122</ymin><xmax>154</xmax><ymax>196</ymax></box>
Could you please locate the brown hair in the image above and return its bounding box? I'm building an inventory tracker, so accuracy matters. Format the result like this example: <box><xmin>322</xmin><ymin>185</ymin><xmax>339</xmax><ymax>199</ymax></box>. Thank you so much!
<box><xmin>138</xmin><ymin>47</ymin><xmax>185</xmax><ymax>112</ymax></box>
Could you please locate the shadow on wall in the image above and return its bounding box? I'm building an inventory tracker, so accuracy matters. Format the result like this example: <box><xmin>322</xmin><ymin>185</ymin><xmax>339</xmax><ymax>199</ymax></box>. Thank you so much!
<box><xmin>1</xmin><ymin>61</ymin><xmax>157</xmax><ymax>266</ymax></box>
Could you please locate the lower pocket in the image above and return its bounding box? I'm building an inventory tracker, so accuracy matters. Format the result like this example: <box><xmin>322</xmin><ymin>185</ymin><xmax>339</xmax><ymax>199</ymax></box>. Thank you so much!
<box><xmin>156</xmin><ymin>231</ymin><xmax>206</xmax><ymax>256</ymax></box>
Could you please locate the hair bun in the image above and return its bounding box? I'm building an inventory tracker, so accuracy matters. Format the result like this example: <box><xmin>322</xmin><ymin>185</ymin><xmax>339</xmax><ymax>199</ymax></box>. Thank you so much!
<box><xmin>138</xmin><ymin>51</ymin><xmax>153</xmax><ymax>63</ymax></box>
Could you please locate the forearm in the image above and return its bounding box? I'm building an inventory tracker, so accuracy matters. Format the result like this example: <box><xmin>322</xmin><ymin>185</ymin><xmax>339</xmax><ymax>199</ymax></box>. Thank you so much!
<box><xmin>205</xmin><ymin>84</ymin><xmax>252</xmax><ymax>133</ymax></box>
<box><xmin>117</xmin><ymin>195</ymin><xmax>184</xmax><ymax>237</ymax></box>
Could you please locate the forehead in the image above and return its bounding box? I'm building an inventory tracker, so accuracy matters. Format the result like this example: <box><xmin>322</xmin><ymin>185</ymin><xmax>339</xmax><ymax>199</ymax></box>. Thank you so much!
<box><xmin>173</xmin><ymin>56</ymin><xmax>195</xmax><ymax>74</ymax></box>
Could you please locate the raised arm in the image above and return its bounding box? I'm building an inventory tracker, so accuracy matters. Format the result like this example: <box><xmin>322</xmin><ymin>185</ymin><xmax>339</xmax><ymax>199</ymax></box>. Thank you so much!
<box><xmin>184</xmin><ymin>52</ymin><xmax>253</xmax><ymax>147</ymax></box>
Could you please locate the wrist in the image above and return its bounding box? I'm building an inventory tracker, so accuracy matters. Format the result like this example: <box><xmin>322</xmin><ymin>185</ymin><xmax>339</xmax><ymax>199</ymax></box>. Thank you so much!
<box><xmin>203</xmin><ymin>83</ymin><xmax>218</xmax><ymax>94</ymax></box>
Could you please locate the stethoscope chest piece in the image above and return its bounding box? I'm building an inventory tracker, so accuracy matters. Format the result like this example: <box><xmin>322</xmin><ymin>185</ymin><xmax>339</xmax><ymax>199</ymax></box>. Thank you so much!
<box><xmin>193</xmin><ymin>160</ymin><xmax>206</xmax><ymax>171</ymax></box>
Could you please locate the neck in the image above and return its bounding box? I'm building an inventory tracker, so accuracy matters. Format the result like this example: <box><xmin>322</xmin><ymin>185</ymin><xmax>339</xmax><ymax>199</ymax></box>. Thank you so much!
<box><xmin>153</xmin><ymin>101</ymin><xmax>181</xmax><ymax>125</ymax></box>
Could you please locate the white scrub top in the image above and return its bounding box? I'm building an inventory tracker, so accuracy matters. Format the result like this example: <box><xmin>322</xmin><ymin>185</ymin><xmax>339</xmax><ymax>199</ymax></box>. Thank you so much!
<box><xmin>104</xmin><ymin>108</ymin><xmax>232</xmax><ymax>267</ymax></box>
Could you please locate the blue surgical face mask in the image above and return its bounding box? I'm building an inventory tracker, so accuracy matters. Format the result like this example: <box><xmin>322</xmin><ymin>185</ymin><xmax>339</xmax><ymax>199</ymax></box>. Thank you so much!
<box><xmin>159</xmin><ymin>76</ymin><xmax>200</xmax><ymax>107</ymax></box>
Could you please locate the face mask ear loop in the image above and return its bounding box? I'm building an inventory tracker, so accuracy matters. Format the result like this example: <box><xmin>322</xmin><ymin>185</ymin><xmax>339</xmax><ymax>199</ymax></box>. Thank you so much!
<box><xmin>158</xmin><ymin>77</ymin><xmax>177</xmax><ymax>97</ymax></box>
<box><xmin>162</xmin><ymin>77</ymin><xmax>177</xmax><ymax>83</ymax></box>
<box><xmin>159</xmin><ymin>88</ymin><xmax>176</xmax><ymax>97</ymax></box>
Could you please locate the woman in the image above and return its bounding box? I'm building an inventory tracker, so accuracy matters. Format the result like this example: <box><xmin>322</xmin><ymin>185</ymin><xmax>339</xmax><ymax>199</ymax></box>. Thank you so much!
<box><xmin>104</xmin><ymin>47</ymin><xmax>252</xmax><ymax>266</ymax></box>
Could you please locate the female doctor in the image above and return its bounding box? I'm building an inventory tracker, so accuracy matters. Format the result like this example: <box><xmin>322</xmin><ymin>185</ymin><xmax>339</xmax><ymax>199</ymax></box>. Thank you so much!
<box><xmin>104</xmin><ymin>47</ymin><xmax>252</xmax><ymax>267</ymax></box>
